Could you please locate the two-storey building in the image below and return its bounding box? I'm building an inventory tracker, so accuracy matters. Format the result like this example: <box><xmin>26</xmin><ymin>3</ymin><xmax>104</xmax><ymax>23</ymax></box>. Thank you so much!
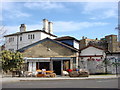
<box><xmin>4</xmin><ymin>19</ymin><xmax>57</xmax><ymax>51</ymax></box>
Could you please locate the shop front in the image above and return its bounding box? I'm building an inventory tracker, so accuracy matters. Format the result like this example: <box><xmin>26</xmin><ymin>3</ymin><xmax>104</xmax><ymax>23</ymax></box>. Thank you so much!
<box><xmin>24</xmin><ymin>57</ymin><xmax>75</xmax><ymax>75</ymax></box>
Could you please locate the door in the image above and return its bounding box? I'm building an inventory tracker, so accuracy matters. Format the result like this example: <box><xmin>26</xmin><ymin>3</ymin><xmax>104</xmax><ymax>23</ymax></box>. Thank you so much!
<box><xmin>53</xmin><ymin>61</ymin><xmax>61</xmax><ymax>75</ymax></box>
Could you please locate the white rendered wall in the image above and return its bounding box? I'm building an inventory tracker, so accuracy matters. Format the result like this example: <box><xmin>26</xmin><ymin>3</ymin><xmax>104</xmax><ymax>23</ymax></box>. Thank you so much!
<box><xmin>80</xmin><ymin>47</ymin><xmax>105</xmax><ymax>56</ymax></box>
<box><xmin>5</xmin><ymin>36</ymin><xmax>18</xmax><ymax>50</ymax></box>
<box><xmin>5</xmin><ymin>31</ymin><xmax>56</xmax><ymax>51</ymax></box>
<box><xmin>79</xmin><ymin>46</ymin><xmax>105</xmax><ymax>74</ymax></box>
<box><xmin>28</xmin><ymin>62</ymin><xmax>32</xmax><ymax>72</ymax></box>
<box><xmin>106</xmin><ymin>54</ymin><xmax>120</xmax><ymax>74</ymax></box>
<box><xmin>32</xmin><ymin>62</ymin><xmax>36</xmax><ymax>72</ymax></box>
<box><xmin>18</xmin><ymin>32</ymin><xmax>41</xmax><ymax>49</ymax></box>
<box><xmin>73</xmin><ymin>40</ymin><xmax>79</xmax><ymax>49</ymax></box>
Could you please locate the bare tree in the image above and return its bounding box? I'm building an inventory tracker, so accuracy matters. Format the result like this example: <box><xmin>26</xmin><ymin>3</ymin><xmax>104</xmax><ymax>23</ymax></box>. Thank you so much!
<box><xmin>0</xmin><ymin>25</ymin><xmax>7</xmax><ymax>45</ymax></box>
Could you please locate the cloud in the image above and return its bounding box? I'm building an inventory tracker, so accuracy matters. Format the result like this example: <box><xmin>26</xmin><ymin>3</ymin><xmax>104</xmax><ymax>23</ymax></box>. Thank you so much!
<box><xmin>24</xmin><ymin>2</ymin><xmax>65</xmax><ymax>10</ymax></box>
<box><xmin>5</xmin><ymin>24</ymin><xmax>43</xmax><ymax>35</ymax></box>
<box><xmin>2</xmin><ymin>2</ymin><xmax>31</xmax><ymax>19</ymax></box>
<box><xmin>82</xmin><ymin>2</ymin><xmax>117</xmax><ymax>19</ymax></box>
<box><xmin>53</xmin><ymin>21</ymin><xmax>109</xmax><ymax>32</ymax></box>
<box><xmin>4</xmin><ymin>21</ymin><xmax>109</xmax><ymax>35</ymax></box>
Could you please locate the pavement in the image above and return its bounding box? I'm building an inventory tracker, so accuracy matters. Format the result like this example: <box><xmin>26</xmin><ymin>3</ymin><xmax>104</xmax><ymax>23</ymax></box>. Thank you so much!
<box><xmin>1</xmin><ymin>75</ymin><xmax>119</xmax><ymax>83</ymax></box>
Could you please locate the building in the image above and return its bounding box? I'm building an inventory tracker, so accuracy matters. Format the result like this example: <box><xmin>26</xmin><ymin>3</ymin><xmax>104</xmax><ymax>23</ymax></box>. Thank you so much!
<box><xmin>106</xmin><ymin>52</ymin><xmax>120</xmax><ymax>74</ymax></box>
<box><xmin>79</xmin><ymin>45</ymin><xmax>106</xmax><ymax>74</ymax></box>
<box><xmin>18</xmin><ymin>38</ymin><xmax>79</xmax><ymax>75</ymax></box>
<box><xmin>79</xmin><ymin>35</ymin><xmax>120</xmax><ymax>53</ymax></box>
<box><xmin>3</xmin><ymin>18</ymin><xmax>120</xmax><ymax>75</ymax></box>
<box><xmin>4</xmin><ymin>19</ymin><xmax>57</xmax><ymax>51</ymax></box>
<box><xmin>55</xmin><ymin>36</ymin><xmax>80</xmax><ymax>49</ymax></box>
<box><xmin>104</xmin><ymin>35</ymin><xmax>120</xmax><ymax>52</ymax></box>
<box><xmin>79</xmin><ymin>37</ymin><xmax>107</xmax><ymax>50</ymax></box>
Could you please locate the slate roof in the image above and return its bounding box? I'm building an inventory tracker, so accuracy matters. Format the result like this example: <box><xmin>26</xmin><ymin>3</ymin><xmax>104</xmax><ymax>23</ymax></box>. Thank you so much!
<box><xmin>4</xmin><ymin>30</ymin><xmax>57</xmax><ymax>37</ymax></box>
<box><xmin>55</xmin><ymin>36</ymin><xmax>79</xmax><ymax>42</ymax></box>
<box><xmin>17</xmin><ymin>37</ymin><xmax>79</xmax><ymax>52</ymax></box>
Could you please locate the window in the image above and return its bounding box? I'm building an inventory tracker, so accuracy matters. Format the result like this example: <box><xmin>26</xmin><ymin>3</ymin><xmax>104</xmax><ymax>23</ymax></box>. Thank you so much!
<box><xmin>9</xmin><ymin>49</ymin><xmax>14</xmax><ymax>52</ymax></box>
<box><xmin>73</xmin><ymin>57</ymin><xmax>76</xmax><ymax>64</ymax></box>
<box><xmin>20</xmin><ymin>37</ymin><xmax>22</xmax><ymax>41</ymax></box>
<box><xmin>33</xmin><ymin>34</ymin><xmax>35</xmax><ymax>39</ymax></box>
<box><xmin>31</xmin><ymin>35</ymin><xmax>32</xmax><ymax>39</ymax></box>
<box><xmin>9</xmin><ymin>37</ymin><xmax>14</xmax><ymax>42</ymax></box>
<box><xmin>28</xmin><ymin>35</ymin><xmax>30</xmax><ymax>39</ymax></box>
<box><xmin>28</xmin><ymin>34</ymin><xmax>35</xmax><ymax>39</ymax></box>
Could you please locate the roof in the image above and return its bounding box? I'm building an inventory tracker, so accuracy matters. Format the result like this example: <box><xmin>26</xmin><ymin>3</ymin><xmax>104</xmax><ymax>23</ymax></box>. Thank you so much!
<box><xmin>80</xmin><ymin>45</ymin><xmax>105</xmax><ymax>51</ymax></box>
<box><xmin>4</xmin><ymin>30</ymin><xmax>57</xmax><ymax>37</ymax></box>
<box><xmin>55</xmin><ymin>36</ymin><xmax>79</xmax><ymax>42</ymax></box>
<box><xmin>17</xmin><ymin>37</ymin><xmax>78</xmax><ymax>52</ymax></box>
<box><xmin>105</xmin><ymin>34</ymin><xmax>117</xmax><ymax>37</ymax></box>
<box><xmin>106</xmin><ymin>52</ymin><xmax>120</xmax><ymax>54</ymax></box>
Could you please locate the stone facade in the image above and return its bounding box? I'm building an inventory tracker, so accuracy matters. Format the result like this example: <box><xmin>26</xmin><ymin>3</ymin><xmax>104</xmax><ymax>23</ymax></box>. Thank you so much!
<box><xmin>22</xmin><ymin>40</ymin><xmax>77</xmax><ymax>58</ymax></box>
<box><xmin>80</xmin><ymin>35</ymin><xmax>120</xmax><ymax>53</ymax></box>
<box><xmin>18</xmin><ymin>38</ymin><xmax>79</xmax><ymax>75</ymax></box>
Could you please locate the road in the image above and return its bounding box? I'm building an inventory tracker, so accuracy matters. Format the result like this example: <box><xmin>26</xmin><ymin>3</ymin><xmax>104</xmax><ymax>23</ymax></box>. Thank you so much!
<box><xmin>2</xmin><ymin>78</ymin><xmax>118</xmax><ymax>88</ymax></box>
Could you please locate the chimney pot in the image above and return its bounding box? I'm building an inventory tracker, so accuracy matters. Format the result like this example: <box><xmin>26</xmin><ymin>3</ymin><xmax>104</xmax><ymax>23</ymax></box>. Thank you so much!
<box><xmin>43</xmin><ymin>19</ymin><xmax>49</xmax><ymax>33</ymax></box>
<box><xmin>20</xmin><ymin>24</ymin><xmax>26</xmax><ymax>32</ymax></box>
<box><xmin>48</xmin><ymin>22</ymin><xmax>53</xmax><ymax>34</ymax></box>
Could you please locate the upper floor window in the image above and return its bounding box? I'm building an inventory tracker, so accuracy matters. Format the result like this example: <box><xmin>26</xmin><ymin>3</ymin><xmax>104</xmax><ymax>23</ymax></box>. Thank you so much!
<box><xmin>33</xmin><ymin>34</ymin><xmax>35</xmax><ymax>39</ymax></box>
<box><xmin>9</xmin><ymin>37</ymin><xmax>14</xmax><ymax>42</ymax></box>
<box><xmin>20</xmin><ymin>36</ymin><xmax>22</xmax><ymax>41</ymax></box>
<box><xmin>28</xmin><ymin>34</ymin><xmax>35</xmax><ymax>39</ymax></box>
<box><xmin>28</xmin><ymin>35</ymin><xmax>30</xmax><ymax>39</ymax></box>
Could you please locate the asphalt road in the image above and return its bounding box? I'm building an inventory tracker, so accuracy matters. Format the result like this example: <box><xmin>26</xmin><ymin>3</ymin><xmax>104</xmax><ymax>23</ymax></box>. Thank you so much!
<box><xmin>2</xmin><ymin>78</ymin><xmax>118</xmax><ymax>88</ymax></box>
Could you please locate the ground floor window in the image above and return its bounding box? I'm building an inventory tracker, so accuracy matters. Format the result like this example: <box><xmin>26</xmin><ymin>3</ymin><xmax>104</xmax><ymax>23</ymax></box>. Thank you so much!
<box><xmin>36</xmin><ymin>62</ymin><xmax>50</xmax><ymax>70</ymax></box>
<box><xmin>63</xmin><ymin>60</ymin><xmax>70</xmax><ymax>70</ymax></box>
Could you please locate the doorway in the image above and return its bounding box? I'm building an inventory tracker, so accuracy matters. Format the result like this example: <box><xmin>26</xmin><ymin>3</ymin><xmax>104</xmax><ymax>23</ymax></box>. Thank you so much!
<box><xmin>53</xmin><ymin>61</ymin><xmax>61</xmax><ymax>75</ymax></box>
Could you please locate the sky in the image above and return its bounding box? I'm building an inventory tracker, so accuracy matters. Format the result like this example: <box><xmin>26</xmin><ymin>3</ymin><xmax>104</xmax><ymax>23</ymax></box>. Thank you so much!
<box><xmin>1</xmin><ymin>1</ymin><xmax>119</xmax><ymax>40</ymax></box>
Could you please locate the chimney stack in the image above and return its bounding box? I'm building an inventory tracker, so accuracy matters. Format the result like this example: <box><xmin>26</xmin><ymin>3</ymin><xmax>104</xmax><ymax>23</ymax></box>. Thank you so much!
<box><xmin>20</xmin><ymin>24</ymin><xmax>26</xmax><ymax>32</ymax></box>
<box><xmin>43</xmin><ymin>19</ymin><xmax>49</xmax><ymax>33</ymax></box>
<box><xmin>48</xmin><ymin>22</ymin><xmax>53</xmax><ymax>34</ymax></box>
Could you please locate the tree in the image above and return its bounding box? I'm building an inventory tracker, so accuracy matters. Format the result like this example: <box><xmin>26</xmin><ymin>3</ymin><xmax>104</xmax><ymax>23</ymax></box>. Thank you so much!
<box><xmin>1</xmin><ymin>50</ymin><xmax>24</xmax><ymax>73</ymax></box>
<box><xmin>112</xmin><ymin>58</ymin><xmax>120</xmax><ymax>75</ymax></box>
<box><xmin>0</xmin><ymin>25</ymin><xmax>7</xmax><ymax>44</ymax></box>
<box><xmin>102</xmin><ymin>58</ymin><xmax>111</xmax><ymax>74</ymax></box>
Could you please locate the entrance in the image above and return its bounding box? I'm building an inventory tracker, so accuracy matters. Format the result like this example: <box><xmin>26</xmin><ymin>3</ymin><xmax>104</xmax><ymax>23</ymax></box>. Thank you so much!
<box><xmin>53</xmin><ymin>61</ymin><xmax>61</xmax><ymax>75</ymax></box>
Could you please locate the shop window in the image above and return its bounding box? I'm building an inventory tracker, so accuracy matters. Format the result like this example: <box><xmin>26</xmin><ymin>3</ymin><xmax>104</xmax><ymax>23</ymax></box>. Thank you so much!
<box><xmin>73</xmin><ymin>57</ymin><xmax>76</xmax><ymax>64</ymax></box>
<box><xmin>63</xmin><ymin>60</ymin><xmax>70</xmax><ymax>70</ymax></box>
